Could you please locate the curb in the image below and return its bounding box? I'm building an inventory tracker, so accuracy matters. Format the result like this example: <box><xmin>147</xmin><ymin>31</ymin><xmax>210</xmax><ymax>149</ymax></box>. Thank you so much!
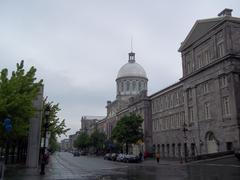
<box><xmin>188</xmin><ymin>154</ymin><xmax>234</xmax><ymax>165</ymax></box>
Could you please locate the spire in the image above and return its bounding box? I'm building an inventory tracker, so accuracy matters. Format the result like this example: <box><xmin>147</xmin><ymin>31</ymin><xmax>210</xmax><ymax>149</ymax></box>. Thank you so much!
<box><xmin>128</xmin><ymin>52</ymin><xmax>135</xmax><ymax>63</ymax></box>
<box><xmin>128</xmin><ymin>37</ymin><xmax>135</xmax><ymax>63</ymax></box>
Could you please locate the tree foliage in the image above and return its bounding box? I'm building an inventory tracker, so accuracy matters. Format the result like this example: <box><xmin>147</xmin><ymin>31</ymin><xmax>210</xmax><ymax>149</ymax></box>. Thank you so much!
<box><xmin>90</xmin><ymin>130</ymin><xmax>107</xmax><ymax>152</ymax></box>
<box><xmin>0</xmin><ymin>60</ymin><xmax>42</xmax><ymax>143</ymax></box>
<box><xmin>111</xmin><ymin>113</ymin><xmax>143</xmax><ymax>153</ymax></box>
<box><xmin>42</xmin><ymin>99</ymin><xmax>70</xmax><ymax>152</ymax></box>
<box><xmin>74</xmin><ymin>132</ymin><xmax>90</xmax><ymax>150</ymax></box>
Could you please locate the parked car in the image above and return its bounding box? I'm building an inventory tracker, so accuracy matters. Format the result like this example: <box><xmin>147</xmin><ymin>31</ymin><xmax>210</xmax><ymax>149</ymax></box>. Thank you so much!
<box><xmin>111</xmin><ymin>153</ymin><xmax>118</xmax><ymax>161</ymax></box>
<box><xmin>235</xmin><ymin>148</ymin><xmax>240</xmax><ymax>161</ymax></box>
<box><xmin>104</xmin><ymin>153</ymin><xmax>112</xmax><ymax>160</ymax></box>
<box><xmin>73</xmin><ymin>151</ymin><xmax>80</xmax><ymax>156</ymax></box>
<box><xmin>116</xmin><ymin>154</ymin><xmax>125</xmax><ymax>162</ymax></box>
<box><xmin>80</xmin><ymin>151</ymin><xmax>87</xmax><ymax>156</ymax></box>
<box><xmin>123</xmin><ymin>154</ymin><xmax>139</xmax><ymax>163</ymax></box>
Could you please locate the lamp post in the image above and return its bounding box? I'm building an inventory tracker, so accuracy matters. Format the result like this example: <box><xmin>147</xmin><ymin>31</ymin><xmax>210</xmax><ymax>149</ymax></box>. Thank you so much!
<box><xmin>183</xmin><ymin>122</ymin><xmax>188</xmax><ymax>162</ymax></box>
<box><xmin>40</xmin><ymin>104</ymin><xmax>50</xmax><ymax>175</ymax></box>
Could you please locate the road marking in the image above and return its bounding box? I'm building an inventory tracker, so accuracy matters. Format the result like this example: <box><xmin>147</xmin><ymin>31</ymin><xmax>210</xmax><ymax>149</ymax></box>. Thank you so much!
<box><xmin>199</xmin><ymin>163</ymin><xmax>240</xmax><ymax>168</ymax></box>
<box><xmin>101</xmin><ymin>166</ymin><xmax>128</xmax><ymax>170</ymax></box>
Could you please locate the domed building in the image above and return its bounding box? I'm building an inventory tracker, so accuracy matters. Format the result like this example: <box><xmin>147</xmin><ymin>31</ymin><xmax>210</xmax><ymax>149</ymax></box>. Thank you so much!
<box><xmin>116</xmin><ymin>52</ymin><xmax>148</xmax><ymax>101</ymax></box>
<box><xmin>105</xmin><ymin>51</ymin><xmax>152</xmax><ymax>155</ymax></box>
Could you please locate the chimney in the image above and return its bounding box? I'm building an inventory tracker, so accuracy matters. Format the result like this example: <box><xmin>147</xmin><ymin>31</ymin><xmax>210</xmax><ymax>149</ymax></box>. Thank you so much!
<box><xmin>218</xmin><ymin>8</ymin><xmax>232</xmax><ymax>17</ymax></box>
<box><xmin>107</xmin><ymin>101</ymin><xmax>111</xmax><ymax>106</ymax></box>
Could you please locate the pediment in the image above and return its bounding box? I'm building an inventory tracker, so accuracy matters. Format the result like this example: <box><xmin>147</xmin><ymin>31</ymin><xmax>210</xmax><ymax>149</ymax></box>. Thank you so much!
<box><xmin>179</xmin><ymin>18</ymin><xmax>222</xmax><ymax>52</ymax></box>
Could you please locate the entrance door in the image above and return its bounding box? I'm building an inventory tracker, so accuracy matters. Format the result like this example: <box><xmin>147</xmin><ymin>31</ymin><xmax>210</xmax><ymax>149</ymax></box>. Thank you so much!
<box><xmin>206</xmin><ymin>132</ymin><xmax>218</xmax><ymax>154</ymax></box>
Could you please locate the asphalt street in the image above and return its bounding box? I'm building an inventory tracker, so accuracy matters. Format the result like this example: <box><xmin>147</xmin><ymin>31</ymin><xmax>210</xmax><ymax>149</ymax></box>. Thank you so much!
<box><xmin>4</xmin><ymin>152</ymin><xmax>240</xmax><ymax>180</ymax></box>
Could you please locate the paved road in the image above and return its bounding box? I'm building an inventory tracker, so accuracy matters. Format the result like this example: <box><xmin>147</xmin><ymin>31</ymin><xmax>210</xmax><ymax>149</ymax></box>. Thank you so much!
<box><xmin>4</xmin><ymin>152</ymin><xmax>240</xmax><ymax>180</ymax></box>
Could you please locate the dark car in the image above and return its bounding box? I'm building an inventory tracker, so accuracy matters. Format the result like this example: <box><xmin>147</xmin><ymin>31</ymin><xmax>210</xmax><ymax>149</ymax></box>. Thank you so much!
<box><xmin>104</xmin><ymin>153</ymin><xmax>112</xmax><ymax>160</ymax></box>
<box><xmin>80</xmin><ymin>151</ymin><xmax>87</xmax><ymax>156</ymax></box>
<box><xmin>235</xmin><ymin>148</ymin><xmax>240</xmax><ymax>160</ymax></box>
<box><xmin>73</xmin><ymin>151</ymin><xmax>80</xmax><ymax>156</ymax></box>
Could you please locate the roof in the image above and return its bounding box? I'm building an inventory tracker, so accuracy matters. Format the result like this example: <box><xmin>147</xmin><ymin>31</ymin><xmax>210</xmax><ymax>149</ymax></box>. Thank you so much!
<box><xmin>117</xmin><ymin>62</ymin><xmax>147</xmax><ymax>79</ymax></box>
<box><xmin>179</xmin><ymin>17</ymin><xmax>223</xmax><ymax>52</ymax></box>
<box><xmin>81</xmin><ymin>116</ymin><xmax>105</xmax><ymax>120</ymax></box>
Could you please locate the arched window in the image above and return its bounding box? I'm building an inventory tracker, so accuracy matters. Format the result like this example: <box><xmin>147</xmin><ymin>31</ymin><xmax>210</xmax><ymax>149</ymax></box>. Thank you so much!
<box><xmin>126</xmin><ymin>81</ymin><xmax>130</xmax><ymax>91</ymax></box>
<box><xmin>121</xmin><ymin>82</ymin><xmax>124</xmax><ymax>92</ymax></box>
<box><xmin>132</xmin><ymin>81</ymin><xmax>136</xmax><ymax>91</ymax></box>
<box><xmin>141</xmin><ymin>81</ymin><xmax>144</xmax><ymax>90</ymax></box>
<box><xmin>138</xmin><ymin>81</ymin><xmax>142</xmax><ymax>91</ymax></box>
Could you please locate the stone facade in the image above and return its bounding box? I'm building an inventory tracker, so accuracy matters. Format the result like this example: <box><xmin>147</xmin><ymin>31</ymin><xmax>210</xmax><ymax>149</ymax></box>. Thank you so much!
<box><xmin>81</xmin><ymin>116</ymin><xmax>105</xmax><ymax>135</ymax></box>
<box><xmin>60</xmin><ymin>139</ymin><xmax>70</xmax><ymax>151</ymax></box>
<box><xmin>152</xmin><ymin>9</ymin><xmax>240</xmax><ymax>159</ymax></box>
<box><xmin>103</xmin><ymin>9</ymin><xmax>240</xmax><ymax>158</ymax></box>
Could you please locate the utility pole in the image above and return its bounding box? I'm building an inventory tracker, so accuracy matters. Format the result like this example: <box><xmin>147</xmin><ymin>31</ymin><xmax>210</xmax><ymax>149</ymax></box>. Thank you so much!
<box><xmin>40</xmin><ymin>105</ymin><xmax>50</xmax><ymax>175</ymax></box>
<box><xmin>183</xmin><ymin>123</ymin><xmax>188</xmax><ymax>162</ymax></box>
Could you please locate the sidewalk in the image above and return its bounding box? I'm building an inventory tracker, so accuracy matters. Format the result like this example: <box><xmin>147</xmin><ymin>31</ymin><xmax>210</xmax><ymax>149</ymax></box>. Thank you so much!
<box><xmin>137</xmin><ymin>158</ymin><xmax>184</xmax><ymax>167</ymax></box>
<box><xmin>4</xmin><ymin>164</ymin><xmax>46</xmax><ymax>180</ymax></box>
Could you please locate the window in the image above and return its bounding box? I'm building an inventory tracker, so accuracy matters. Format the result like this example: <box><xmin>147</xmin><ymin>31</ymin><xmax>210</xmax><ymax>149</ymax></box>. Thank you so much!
<box><xmin>172</xmin><ymin>144</ymin><xmax>175</xmax><ymax>157</ymax></box>
<box><xmin>176</xmin><ymin>91</ymin><xmax>179</xmax><ymax>105</ymax></box>
<box><xmin>187</xmin><ymin>88</ymin><xmax>192</xmax><ymax>100</ymax></box>
<box><xmin>169</xmin><ymin>94</ymin><xmax>173</xmax><ymax>107</ymax></box>
<box><xmin>187</xmin><ymin>61</ymin><xmax>191</xmax><ymax>74</ymax></box>
<box><xmin>191</xmin><ymin>143</ymin><xmax>196</xmax><ymax>157</ymax></box>
<box><xmin>219</xmin><ymin>75</ymin><xmax>228</xmax><ymax>88</ymax></box>
<box><xmin>126</xmin><ymin>81</ymin><xmax>130</xmax><ymax>91</ymax></box>
<box><xmin>132</xmin><ymin>81</ymin><xmax>136</xmax><ymax>91</ymax></box>
<box><xmin>217</xmin><ymin>42</ymin><xmax>225</xmax><ymax>57</ymax></box>
<box><xmin>196</xmin><ymin>53</ymin><xmax>203</xmax><ymax>68</ymax></box>
<box><xmin>204</xmin><ymin>102</ymin><xmax>211</xmax><ymax>119</ymax></box>
<box><xmin>204</xmin><ymin>49</ymin><xmax>210</xmax><ymax>64</ymax></box>
<box><xmin>188</xmin><ymin>106</ymin><xmax>194</xmax><ymax>123</ymax></box>
<box><xmin>167</xmin><ymin>144</ymin><xmax>170</xmax><ymax>157</ymax></box>
<box><xmin>138</xmin><ymin>81</ymin><xmax>141</xmax><ymax>91</ymax></box>
<box><xmin>177</xmin><ymin>143</ymin><xmax>181</xmax><ymax>158</ymax></box>
<box><xmin>226</xmin><ymin>142</ymin><xmax>233</xmax><ymax>151</ymax></box>
<box><xmin>121</xmin><ymin>82</ymin><xmax>124</xmax><ymax>91</ymax></box>
<box><xmin>203</xmin><ymin>82</ymin><xmax>209</xmax><ymax>94</ymax></box>
<box><xmin>222</xmin><ymin>96</ymin><xmax>230</xmax><ymax>116</ymax></box>
<box><xmin>141</xmin><ymin>81</ymin><xmax>144</xmax><ymax>90</ymax></box>
<box><xmin>162</xmin><ymin>144</ymin><xmax>165</xmax><ymax>157</ymax></box>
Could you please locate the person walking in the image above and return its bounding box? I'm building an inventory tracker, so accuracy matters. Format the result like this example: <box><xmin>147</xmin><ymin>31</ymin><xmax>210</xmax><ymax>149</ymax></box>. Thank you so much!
<box><xmin>156</xmin><ymin>152</ymin><xmax>160</xmax><ymax>164</ymax></box>
<box><xmin>139</xmin><ymin>151</ymin><xmax>143</xmax><ymax>162</ymax></box>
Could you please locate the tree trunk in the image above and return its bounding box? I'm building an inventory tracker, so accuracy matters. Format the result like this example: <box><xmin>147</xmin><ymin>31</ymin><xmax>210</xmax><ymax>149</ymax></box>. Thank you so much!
<box><xmin>126</xmin><ymin>143</ymin><xmax>128</xmax><ymax>154</ymax></box>
<box><xmin>16</xmin><ymin>141</ymin><xmax>21</xmax><ymax>163</ymax></box>
<box><xmin>5</xmin><ymin>142</ymin><xmax>9</xmax><ymax>164</ymax></box>
<box><xmin>11</xmin><ymin>146</ymin><xmax>15</xmax><ymax>163</ymax></box>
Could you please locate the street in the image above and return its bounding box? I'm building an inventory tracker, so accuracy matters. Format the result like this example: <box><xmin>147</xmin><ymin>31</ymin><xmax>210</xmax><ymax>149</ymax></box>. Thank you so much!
<box><xmin>4</xmin><ymin>152</ymin><xmax>240</xmax><ymax>180</ymax></box>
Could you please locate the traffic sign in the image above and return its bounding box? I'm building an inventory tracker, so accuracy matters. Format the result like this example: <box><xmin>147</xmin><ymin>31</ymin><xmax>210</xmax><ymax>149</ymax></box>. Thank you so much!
<box><xmin>3</xmin><ymin>118</ymin><xmax>12</xmax><ymax>133</ymax></box>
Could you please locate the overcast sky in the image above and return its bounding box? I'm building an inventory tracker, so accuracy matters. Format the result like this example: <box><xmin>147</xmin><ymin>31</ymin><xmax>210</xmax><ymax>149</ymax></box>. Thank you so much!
<box><xmin>0</xmin><ymin>0</ymin><xmax>239</xmax><ymax>140</ymax></box>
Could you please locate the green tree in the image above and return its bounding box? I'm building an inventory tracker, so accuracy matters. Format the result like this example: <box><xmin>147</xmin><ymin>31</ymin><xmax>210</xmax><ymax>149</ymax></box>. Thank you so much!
<box><xmin>90</xmin><ymin>130</ymin><xmax>107</xmax><ymax>153</ymax></box>
<box><xmin>74</xmin><ymin>132</ymin><xmax>90</xmax><ymax>150</ymax></box>
<box><xmin>42</xmin><ymin>100</ymin><xmax>70</xmax><ymax>152</ymax></box>
<box><xmin>111</xmin><ymin>113</ymin><xmax>143</xmax><ymax>154</ymax></box>
<box><xmin>0</xmin><ymin>60</ymin><xmax>42</xmax><ymax>144</ymax></box>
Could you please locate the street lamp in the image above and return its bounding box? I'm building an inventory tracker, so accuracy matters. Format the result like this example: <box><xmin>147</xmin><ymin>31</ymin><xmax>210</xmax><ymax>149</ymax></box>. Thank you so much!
<box><xmin>40</xmin><ymin>104</ymin><xmax>50</xmax><ymax>175</ymax></box>
<box><xmin>183</xmin><ymin>122</ymin><xmax>188</xmax><ymax>162</ymax></box>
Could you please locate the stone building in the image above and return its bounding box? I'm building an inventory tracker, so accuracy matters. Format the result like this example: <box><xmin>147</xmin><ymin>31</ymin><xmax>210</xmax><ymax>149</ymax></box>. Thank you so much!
<box><xmin>152</xmin><ymin>8</ymin><xmax>240</xmax><ymax>158</ymax></box>
<box><xmin>60</xmin><ymin>139</ymin><xmax>70</xmax><ymax>151</ymax></box>
<box><xmin>103</xmin><ymin>8</ymin><xmax>240</xmax><ymax>158</ymax></box>
<box><xmin>105</xmin><ymin>52</ymin><xmax>152</xmax><ymax>154</ymax></box>
<box><xmin>68</xmin><ymin>131</ymin><xmax>80</xmax><ymax>151</ymax></box>
<box><xmin>81</xmin><ymin>116</ymin><xmax>105</xmax><ymax>135</ymax></box>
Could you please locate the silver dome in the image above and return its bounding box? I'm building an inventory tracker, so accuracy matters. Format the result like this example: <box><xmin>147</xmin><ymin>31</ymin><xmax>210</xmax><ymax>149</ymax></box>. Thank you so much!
<box><xmin>117</xmin><ymin>62</ymin><xmax>147</xmax><ymax>79</ymax></box>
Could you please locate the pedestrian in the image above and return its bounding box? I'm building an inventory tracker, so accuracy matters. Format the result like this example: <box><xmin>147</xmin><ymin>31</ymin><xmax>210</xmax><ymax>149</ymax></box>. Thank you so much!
<box><xmin>139</xmin><ymin>151</ymin><xmax>143</xmax><ymax>162</ymax></box>
<box><xmin>156</xmin><ymin>152</ymin><xmax>160</xmax><ymax>164</ymax></box>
